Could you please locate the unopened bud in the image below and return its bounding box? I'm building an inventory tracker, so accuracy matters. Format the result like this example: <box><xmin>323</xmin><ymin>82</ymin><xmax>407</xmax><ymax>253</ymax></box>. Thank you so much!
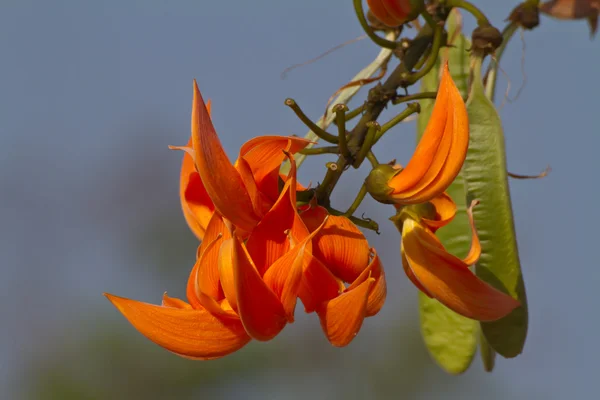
<box><xmin>472</xmin><ymin>26</ymin><xmax>503</xmax><ymax>56</ymax></box>
<box><xmin>365</xmin><ymin>164</ymin><xmax>400</xmax><ymax>204</ymax></box>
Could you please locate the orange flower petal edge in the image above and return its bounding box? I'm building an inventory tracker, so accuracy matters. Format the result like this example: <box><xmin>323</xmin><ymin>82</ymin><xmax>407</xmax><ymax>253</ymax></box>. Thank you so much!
<box><xmin>316</xmin><ymin>278</ymin><xmax>374</xmax><ymax>347</ymax></box>
<box><xmin>104</xmin><ymin>293</ymin><xmax>250</xmax><ymax>360</ymax></box>
<box><xmin>386</xmin><ymin>62</ymin><xmax>469</xmax><ymax>205</ymax></box>
<box><xmin>190</xmin><ymin>80</ymin><xmax>259</xmax><ymax>232</ymax></box>
<box><xmin>170</xmin><ymin>100</ymin><xmax>214</xmax><ymax>240</ymax></box>
<box><xmin>401</xmin><ymin>218</ymin><xmax>520</xmax><ymax>321</ymax></box>
<box><xmin>301</xmin><ymin>206</ymin><xmax>371</xmax><ymax>283</ymax></box>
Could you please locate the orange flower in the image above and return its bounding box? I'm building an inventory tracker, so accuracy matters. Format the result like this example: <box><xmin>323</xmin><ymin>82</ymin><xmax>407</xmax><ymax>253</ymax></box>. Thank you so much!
<box><xmin>172</xmin><ymin>80</ymin><xmax>310</xmax><ymax>239</ymax></box>
<box><xmin>367</xmin><ymin>0</ymin><xmax>420</xmax><ymax>27</ymax></box>
<box><xmin>106</xmin><ymin>80</ymin><xmax>385</xmax><ymax>358</ymax></box>
<box><xmin>366</xmin><ymin>62</ymin><xmax>469</xmax><ymax>206</ymax></box>
<box><xmin>106</xmin><ymin>151</ymin><xmax>326</xmax><ymax>358</ymax></box>
<box><xmin>396</xmin><ymin>194</ymin><xmax>520</xmax><ymax>321</ymax></box>
<box><xmin>298</xmin><ymin>206</ymin><xmax>387</xmax><ymax>346</ymax></box>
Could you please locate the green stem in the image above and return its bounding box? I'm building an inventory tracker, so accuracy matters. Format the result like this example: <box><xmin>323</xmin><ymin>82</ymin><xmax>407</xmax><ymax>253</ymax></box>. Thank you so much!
<box><xmin>299</xmin><ymin>146</ymin><xmax>340</xmax><ymax>155</ymax></box>
<box><xmin>353</xmin><ymin>0</ymin><xmax>399</xmax><ymax>49</ymax></box>
<box><xmin>442</xmin><ymin>0</ymin><xmax>490</xmax><ymax>26</ymax></box>
<box><xmin>315</xmin><ymin>25</ymin><xmax>435</xmax><ymax>205</ymax></box>
<box><xmin>392</xmin><ymin>91</ymin><xmax>437</xmax><ymax>105</ymax></box>
<box><xmin>375</xmin><ymin>103</ymin><xmax>420</xmax><ymax>143</ymax></box>
<box><xmin>353</xmin><ymin>121</ymin><xmax>379</xmax><ymax>168</ymax></box>
<box><xmin>412</xmin><ymin>45</ymin><xmax>432</xmax><ymax>71</ymax></box>
<box><xmin>366</xmin><ymin>151</ymin><xmax>380</xmax><ymax>168</ymax></box>
<box><xmin>334</xmin><ymin>104</ymin><xmax>352</xmax><ymax>161</ymax></box>
<box><xmin>484</xmin><ymin>22</ymin><xmax>519</xmax><ymax>101</ymax></box>
<box><xmin>406</xmin><ymin>24</ymin><xmax>444</xmax><ymax>84</ymax></box>
<box><xmin>343</xmin><ymin>104</ymin><xmax>365</xmax><ymax>122</ymax></box>
<box><xmin>285</xmin><ymin>99</ymin><xmax>339</xmax><ymax>144</ymax></box>
<box><xmin>345</xmin><ymin>183</ymin><xmax>368</xmax><ymax>216</ymax></box>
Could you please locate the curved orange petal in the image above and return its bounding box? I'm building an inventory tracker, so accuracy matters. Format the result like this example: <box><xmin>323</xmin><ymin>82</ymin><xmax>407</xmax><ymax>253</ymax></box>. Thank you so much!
<box><xmin>190</xmin><ymin>80</ymin><xmax>259</xmax><ymax>232</ymax></box>
<box><xmin>462</xmin><ymin>200</ymin><xmax>482</xmax><ymax>265</ymax></box>
<box><xmin>232</xmin><ymin>236</ymin><xmax>287</xmax><ymax>341</ymax></box>
<box><xmin>186</xmin><ymin>213</ymin><xmax>230</xmax><ymax>308</ymax></box>
<box><xmin>262</xmin><ymin>218</ymin><xmax>326</xmax><ymax>321</ymax></box>
<box><xmin>401</xmin><ymin>219</ymin><xmax>520</xmax><ymax>321</ymax></box>
<box><xmin>402</xmin><ymin>79</ymin><xmax>469</xmax><ymax>203</ymax></box>
<box><xmin>397</xmin><ymin>104</ymin><xmax>454</xmax><ymax>200</ymax></box>
<box><xmin>298</xmin><ymin>254</ymin><xmax>344</xmax><ymax>313</ymax></box>
<box><xmin>302</xmin><ymin>206</ymin><xmax>371</xmax><ymax>283</ymax></box>
<box><xmin>239</xmin><ymin>136</ymin><xmax>310</xmax><ymax>202</ymax></box>
<box><xmin>420</xmin><ymin>192</ymin><xmax>457</xmax><ymax>231</ymax></box>
<box><xmin>162</xmin><ymin>292</ymin><xmax>193</xmax><ymax>309</ymax></box>
<box><xmin>401</xmin><ymin>246</ymin><xmax>433</xmax><ymax>297</ymax></box>
<box><xmin>245</xmin><ymin>179</ymin><xmax>297</xmax><ymax>276</ymax></box>
<box><xmin>387</xmin><ymin>63</ymin><xmax>468</xmax><ymax>204</ymax></box>
<box><xmin>388</xmin><ymin>69</ymin><xmax>449</xmax><ymax>193</ymax></box>
<box><xmin>105</xmin><ymin>293</ymin><xmax>250</xmax><ymax>360</ymax></box>
<box><xmin>173</xmin><ymin>101</ymin><xmax>214</xmax><ymax>240</ymax></box>
<box><xmin>235</xmin><ymin>156</ymin><xmax>272</xmax><ymax>218</ymax></box>
<box><xmin>346</xmin><ymin>249</ymin><xmax>387</xmax><ymax>317</ymax></box>
<box><xmin>262</xmin><ymin>239</ymin><xmax>307</xmax><ymax>322</ymax></box>
<box><xmin>316</xmin><ymin>278</ymin><xmax>374</xmax><ymax>347</ymax></box>
<box><xmin>218</xmin><ymin>238</ymin><xmax>238</xmax><ymax>312</ymax></box>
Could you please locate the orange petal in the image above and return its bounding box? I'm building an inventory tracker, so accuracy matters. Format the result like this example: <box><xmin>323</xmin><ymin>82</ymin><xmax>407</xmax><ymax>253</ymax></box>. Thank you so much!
<box><xmin>238</xmin><ymin>136</ymin><xmax>309</xmax><ymax>202</ymax></box>
<box><xmin>245</xmin><ymin>178</ymin><xmax>297</xmax><ymax>276</ymax></box>
<box><xmin>462</xmin><ymin>200</ymin><xmax>482</xmax><ymax>265</ymax></box>
<box><xmin>262</xmin><ymin>239</ymin><xmax>307</xmax><ymax>322</ymax></box>
<box><xmin>235</xmin><ymin>156</ymin><xmax>272</xmax><ymax>218</ymax></box>
<box><xmin>232</xmin><ymin>236</ymin><xmax>287</xmax><ymax>341</ymax></box>
<box><xmin>162</xmin><ymin>292</ymin><xmax>193</xmax><ymax>309</ymax></box>
<box><xmin>402</xmin><ymin>75</ymin><xmax>469</xmax><ymax>203</ymax></box>
<box><xmin>316</xmin><ymin>278</ymin><xmax>374</xmax><ymax>347</ymax></box>
<box><xmin>298</xmin><ymin>254</ymin><xmax>344</xmax><ymax>313</ymax></box>
<box><xmin>401</xmin><ymin>219</ymin><xmax>520</xmax><ymax>321</ymax></box>
<box><xmin>262</xmin><ymin>219</ymin><xmax>325</xmax><ymax>321</ymax></box>
<box><xmin>401</xmin><ymin>246</ymin><xmax>433</xmax><ymax>297</ymax></box>
<box><xmin>302</xmin><ymin>206</ymin><xmax>371</xmax><ymax>283</ymax></box>
<box><xmin>218</xmin><ymin>238</ymin><xmax>238</xmax><ymax>312</ymax></box>
<box><xmin>186</xmin><ymin>213</ymin><xmax>230</xmax><ymax>308</ymax></box>
<box><xmin>105</xmin><ymin>293</ymin><xmax>250</xmax><ymax>360</ymax></box>
<box><xmin>190</xmin><ymin>81</ymin><xmax>259</xmax><ymax>232</ymax></box>
<box><xmin>420</xmin><ymin>192</ymin><xmax>457</xmax><ymax>231</ymax></box>
<box><xmin>388</xmin><ymin>69</ymin><xmax>449</xmax><ymax>193</ymax></box>
<box><xmin>171</xmin><ymin>141</ymin><xmax>215</xmax><ymax>241</ymax></box>
<box><xmin>172</xmin><ymin>101</ymin><xmax>214</xmax><ymax>240</ymax></box>
<box><xmin>398</xmin><ymin>103</ymin><xmax>454</xmax><ymax>200</ymax></box>
<box><xmin>388</xmin><ymin>63</ymin><xmax>468</xmax><ymax>204</ymax></box>
<box><xmin>346</xmin><ymin>249</ymin><xmax>387</xmax><ymax>317</ymax></box>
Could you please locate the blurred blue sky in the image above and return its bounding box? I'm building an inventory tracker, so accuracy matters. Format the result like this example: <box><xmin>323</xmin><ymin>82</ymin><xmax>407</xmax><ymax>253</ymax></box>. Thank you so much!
<box><xmin>1</xmin><ymin>1</ymin><xmax>599</xmax><ymax>399</ymax></box>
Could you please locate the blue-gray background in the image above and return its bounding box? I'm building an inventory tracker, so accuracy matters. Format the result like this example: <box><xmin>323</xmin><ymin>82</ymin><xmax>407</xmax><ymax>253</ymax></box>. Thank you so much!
<box><xmin>1</xmin><ymin>1</ymin><xmax>597</xmax><ymax>399</ymax></box>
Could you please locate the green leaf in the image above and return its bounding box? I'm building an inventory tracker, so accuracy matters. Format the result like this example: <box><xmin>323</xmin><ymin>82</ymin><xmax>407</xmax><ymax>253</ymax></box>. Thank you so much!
<box><xmin>463</xmin><ymin>57</ymin><xmax>528</xmax><ymax>358</ymax></box>
<box><xmin>417</xmin><ymin>10</ymin><xmax>477</xmax><ymax>375</ymax></box>
<box><xmin>480</xmin><ymin>331</ymin><xmax>496</xmax><ymax>372</ymax></box>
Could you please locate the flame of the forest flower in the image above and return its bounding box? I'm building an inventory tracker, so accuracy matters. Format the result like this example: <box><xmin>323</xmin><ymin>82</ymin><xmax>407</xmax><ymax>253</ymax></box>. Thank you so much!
<box><xmin>366</xmin><ymin>62</ymin><xmax>469</xmax><ymax>206</ymax></box>
<box><xmin>397</xmin><ymin>193</ymin><xmax>520</xmax><ymax>321</ymax></box>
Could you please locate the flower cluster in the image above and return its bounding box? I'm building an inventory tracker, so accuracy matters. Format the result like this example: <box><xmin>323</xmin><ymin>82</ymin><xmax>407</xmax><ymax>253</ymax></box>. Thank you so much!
<box><xmin>106</xmin><ymin>63</ymin><xmax>520</xmax><ymax>360</ymax></box>
<box><xmin>105</xmin><ymin>82</ymin><xmax>386</xmax><ymax>359</ymax></box>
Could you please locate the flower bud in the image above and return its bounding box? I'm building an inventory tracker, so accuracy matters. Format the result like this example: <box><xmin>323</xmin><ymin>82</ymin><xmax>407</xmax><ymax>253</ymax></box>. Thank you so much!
<box><xmin>365</xmin><ymin>164</ymin><xmax>400</xmax><ymax>204</ymax></box>
<box><xmin>366</xmin><ymin>0</ymin><xmax>425</xmax><ymax>28</ymax></box>
<box><xmin>472</xmin><ymin>26</ymin><xmax>503</xmax><ymax>56</ymax></box>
